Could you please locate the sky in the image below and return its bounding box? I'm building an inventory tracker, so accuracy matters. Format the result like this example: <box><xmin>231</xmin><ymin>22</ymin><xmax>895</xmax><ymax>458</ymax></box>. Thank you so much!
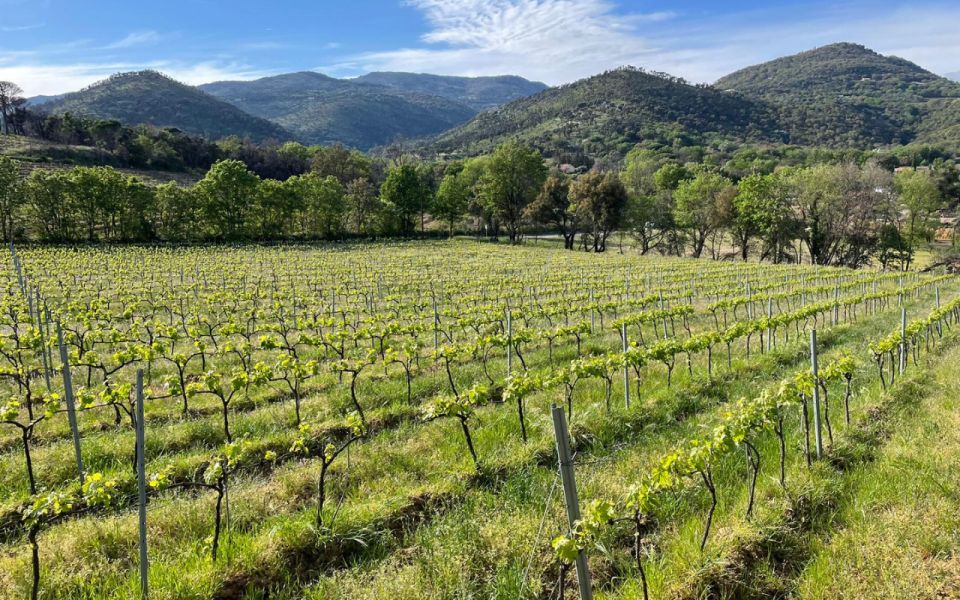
<box><xmin>2</xmin><ymin>0</ymin><xmax>960</xmax><ymax>96</ymax></box>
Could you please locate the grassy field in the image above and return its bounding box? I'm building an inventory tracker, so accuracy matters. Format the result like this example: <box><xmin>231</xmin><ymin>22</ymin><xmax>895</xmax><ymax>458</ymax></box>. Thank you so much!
<box><xmin>0</xmin><ymin>240</ymin><xmax>957</xmax><ymax>599</ymax></box>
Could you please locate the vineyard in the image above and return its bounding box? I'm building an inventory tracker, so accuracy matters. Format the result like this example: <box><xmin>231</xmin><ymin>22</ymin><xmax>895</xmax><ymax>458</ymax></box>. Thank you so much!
<box><xmin>0</xmin><ymin>240</ymin><xmax>958</xmax><ymax>599</ymax></box>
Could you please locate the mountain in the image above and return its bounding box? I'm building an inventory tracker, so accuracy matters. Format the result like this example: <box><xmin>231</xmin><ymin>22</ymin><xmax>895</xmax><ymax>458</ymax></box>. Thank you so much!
<box><xmin>26</xmin><ymin>94</ymin><xmax>66</xmax><ymax>107</ymax></box>
<box><xmin>427</xmin><ymin>66</ymin><xmax>783</xmax><ymax>161</ymax></box>
<box><xmin>715</xmin><ymin>42</ymin><xmax>960</xmax><ymax>148</ymax></box>
<box><xmin>352</xmin><ymin>72</ymin><xmax>548</xmax><ymax>111</ymax></box>
<box><xmin>40</xmin><ymin>71</ymin><xmax>290</xmax><ymax>142</ymax></box>
<box><xmin>200</xmin><ymin>72</ymin><xmax>478</xmax><ymax>149</ymax></box>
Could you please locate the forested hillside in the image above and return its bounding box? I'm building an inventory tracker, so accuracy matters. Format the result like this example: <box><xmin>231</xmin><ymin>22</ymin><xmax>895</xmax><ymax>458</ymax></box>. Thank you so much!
<box><xmin>353</xmin><ymin>72</ymin><xmax>548</xmax><ymax>110</ymax></box>
<box><xmin>40</xmin><ymin>71</ymin><xmax>291</xmax><ymax>142</ymax></box>
<box><xmin>428</xmin><ymin>67</ymin><xmax>784</xmax><ymax>163</ymax></box>
<box><xmin>716</xmin><ymin>43</ymin><xmax>960</xmax><ymax>148</ymax></box>
<box><xmin>200</xmin><ymin>72</ymin><xmax>476</xmax><ymax>149</ymax></box>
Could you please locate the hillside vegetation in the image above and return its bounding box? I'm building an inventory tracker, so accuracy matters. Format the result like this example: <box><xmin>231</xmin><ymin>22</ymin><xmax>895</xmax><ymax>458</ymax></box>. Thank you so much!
<box><xmin>428</xmin><ymin>67</ymin><xmax>783</xmax><ymax>162</ymax></box>
<box><xmin>40</xmin><ymin>71</ymin><xmax>291</xmax><ymax>142</ymax></box>
<box><xmin>716</xmin><ymin>42</ymin><xmax>960</xmax><ymax>148</ymax></box>
<box><xmin>354</xmin><ymin>72</ymin><xmax>548</xmax><ymax>111</ymax></box>
<box><xmin>200</xmin><ymin>72</ymin><xmax>477</xmax><ymax>149</ymax></box>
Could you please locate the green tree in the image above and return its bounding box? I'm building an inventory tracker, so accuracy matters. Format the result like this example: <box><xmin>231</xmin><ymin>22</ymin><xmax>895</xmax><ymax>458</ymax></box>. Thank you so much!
<box><xmin>571</xmin><ymin>171</ymin><xmax>628</xmax><ymax>252</ymax></box>
<box><xmin>292</xmin><ymin>173</ymin><xmax>346</xmax><ymax>238</ymax></box>
<box><xmin>345</xmin><ymin>177</ymin><xmax>380</xmax><ymax>235</ymax></box>
<box><xmin>480</xmin><ymin>141</ymin><xmax>547</xmax><ymax>243</ymax></box>
<box><xmin>434</xmin><ymin>172</ymin><xmax>470</xmax><ymax>237</ymax></box>
<box><xmin>0</xmin><ymin>156</ymin><xmax>21</xmax><ymax>241</ymax></box>
<box><xmin>524</xmin><ymin>172</ymin><xmax>576</xmax><ymax>249</ymax></box>
<box><xmin>733</xmin><ymin>172</ymin><xmax>796</xmax><ymax>263</ymax></box>
<box><xmin>22</xmin><ymin>170</ymin><xmax>73</xmax><ymax>241</ymax></box>
<box><xmin>673</xmin><ymin>171</ymin><xmax>733</xmax><ymax>258</ymax></box>
<box><xmin>894</xmin><ymin>169</ymin><xmax>941</xmax><ymax>270</ymax></box>
<box><xmin>154</xmin><ymin>182</ymin><xmax>201</xmax><ymax>241</ymax></box>
<box><xmin>380</xmin><ymin>164</ymin><xmax>428</xmax><ymax>235</ymax></box>
<box><xmin>194</xmin><ymin>159</ymin><xmax>261</xmax><ymax>240</ymax></box>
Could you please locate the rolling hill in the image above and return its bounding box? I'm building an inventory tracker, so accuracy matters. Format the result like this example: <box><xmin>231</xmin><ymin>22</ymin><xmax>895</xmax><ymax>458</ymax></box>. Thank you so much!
<box><xmin>715</xmin><ymin>42</ymin><xmax>960</xmax><ymax>148</ymax></box>
<box><xmin>39</xmin><ymin>71</ymin><xmax>291</xmax><ymax>142</ymax></box>
<box><xmin>426</xmin><ymin>66</ymin><xmax>784</xmax><ymax>161</ymax></box>
<box><xmin>353</xmin><ymin>72</ymin><xmax>548</xmax><ymax>111</ymax></box>
<box><xmin>199</xmin><ymin>71</ymin><xmax>477</xmax><ymax>149</ymax></box>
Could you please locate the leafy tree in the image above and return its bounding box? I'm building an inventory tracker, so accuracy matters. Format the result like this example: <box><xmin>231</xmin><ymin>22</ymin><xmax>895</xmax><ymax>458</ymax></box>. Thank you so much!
<box><xmin>381</xmin><ymin>164</ymin><xmax>428</xmax><ymax>235</ymax></box>
<box><xmin>894</xmin><ymin>169</ymin><xmax>941</xmax><ymax>269</ymax></box>
<box><xmin>434</xmin><ymin>171</ymin><xmax>470</xmax><ymax>237</ymax></box>
<box><xmin>194</xmin><ymin>159</ymin><xmax>261</xmax><ymax>240</ymax></box>
<box><xmin>0</xmin><ymin>156</ymin><xmax>21</xmax><ymax>241</ymax></box>
<box><xmin>0</xmin><ymin>81</ymin><xmax>25</xmax><ymax>135</ymax></box>
<box><xmin>524</xmin><ymin>172</ymin><xmax>576</xmax><ymax>249</ymax></box>
<box><xmin>571</xmin><ymin>171</ymin><xmax>628</xmax><ymax>252</ymax></box>
<box><xmin>345</xmin><ymin>177</ymin><xmax>380</xmax><ymax>235</ymax></box>
<box><xmin>255</xmin><ymin>178</ymin><xmax>299</xmax><ymax>238</ymax></box>
<box><xmin>154</xmin><ymin>182</ymin><xmax>201</xmax><ymax>241</ymax></box>
<box><xmin>480</xmin><ymin>141</ymin><xmax>547</xmax><ymax>243</ymax></box>
<box><xmin>290</xmin><ymin>173</ymin><xmax>346</xmax><ymax>238</ymax></box>
<box><xmin>673</xmin><ymin>170</ymin><xmax>733</xmax><ymax>258</ymax></box>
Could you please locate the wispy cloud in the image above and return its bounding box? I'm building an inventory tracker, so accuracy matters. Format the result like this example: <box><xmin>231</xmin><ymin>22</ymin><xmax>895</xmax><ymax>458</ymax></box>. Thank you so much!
<box><xmin>0</xmin><ymin>59</ymin><xmax>272</xmax><ymax>96</ymax></box>
<box><xmin>104</xmin><ymin>30</ymin><xmax>162</xmax><ymax>50</ymax></box>
<box><xmin>326</xmin><ymin>0</ymin><xmax>960</xmax><ymax>85</ymax></box>
<box><xmin>0</xmin><ymin>22</ymin><xmax>45</xmax><ymax>32</ymax></box>
<box><xmin>326</xmin><ymin>0</ymin><xmax>668</xmax><ymax>83</ymax></box>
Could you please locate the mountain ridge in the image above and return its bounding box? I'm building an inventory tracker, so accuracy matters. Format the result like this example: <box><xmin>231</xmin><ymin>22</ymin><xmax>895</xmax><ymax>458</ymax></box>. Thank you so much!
<box><xmin>39</xmin><ymin>70</ymin><xmax>291</xmax><ymax>142</ymax></box>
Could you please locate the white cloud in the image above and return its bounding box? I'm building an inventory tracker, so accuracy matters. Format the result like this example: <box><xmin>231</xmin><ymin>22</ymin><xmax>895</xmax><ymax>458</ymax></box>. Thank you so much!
<box><xmin>0</xmin><ymin>22</ymin><xmax>45</xmax><ymax>32</ymax></box>
<box><xmin>327</xmin><ymin>0</ymin><xmax>960</xmax><ymax>85</ymax></box>
<box><xmin>333</xmin><ymin>0</ymin><xmax>666</xmax><ymax>84</ymax></box>
<box><xmin>104</xmin><ymin>30</ymin><xmax>162</xmax><ymax>50</ymax></box>
<box><xmin>0</xmin><ymin>59</ymin><xmax>272</xmax><ymax>96</ymax></box>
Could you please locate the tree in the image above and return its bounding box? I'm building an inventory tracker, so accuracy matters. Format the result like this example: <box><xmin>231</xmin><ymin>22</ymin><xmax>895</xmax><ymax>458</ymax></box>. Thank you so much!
<box><xmin>194</xmin><ymin>160</ymin><xmax>261</xmax><ymax>240</ymax></box>
<box><xmin>786</xmin><ymin>163</ymin><xmax>889</xmax><ymax>267</ymax></box>
<box><xmin>673</xmin><ymin>170</ymin><xmax>733</xmax><ymax>258</ymax></box>
<box><xmin>0</xmin><ymin>157</ymin><xmax>21</xmax><ymax>241</ymax></box>
<box><xmin>434</xmin><ymin>171</ymin><xmax>470</xmax><ymax>237</ymax></box>
<box><xmin>622</xmin><ymin>150</ymin><xmax>673</xmax><ymax>254</ymax></box>
<box><xmin>291</xmin><ymin>173</ymin><xmax>346</xmax><ymax>238</ymax></box>
<box><xmin>571</xmin><ymin>171</ymin><xmax>628</xmax><ymax>252</ymax></box>
<box><xmin>154</xmin><ymin>182</ymin><xmax>201</xmax><ymax>241</ymax></box>
<box><xmin>22</xmin><ymin>170</ymin><xmax>73</xmax><ymax>241</ymax></box>
<box><xmin>380</xmin><ymin>164</ymin><xmax>428</xmax><ymax>235</ymax></box>
<box><xmin>0</xmin><ymin>81</ymin><xmax>25</xmax><ymax>135</ymax></box>
<box><xmin>480</xmin><ymin>141</ymin><xmax>547</xmax><ymax>243</ymax></box>
<box><xmin>345</xmin><ymin>177</ymin><xmax>380</xmax><ymax>235</ymax></box>
<box><xmin>733</xmin><ymin>172</ymin><xmax>796</xmax><ymax>263</ymax></box>
<box><xmin>525</xmin><ymin>172</ymin><xmax>576</xmax><ymax>249</ymax></box>
<box><xmin>894</xmin><ymin>169</ymin><xmax>941</xmax><ymax>270</ymax></box>
<box><xmin>255</xmin><ymin>178</ymin><xmax>299</xmax><ymax>238</ymax></box>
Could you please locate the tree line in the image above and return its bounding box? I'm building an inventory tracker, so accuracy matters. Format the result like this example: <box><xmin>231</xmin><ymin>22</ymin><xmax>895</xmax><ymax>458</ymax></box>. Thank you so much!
<box><xmin>0</xmin><ymin>134</ymin><xmax>956</xmax><ymax>269</ymax></box>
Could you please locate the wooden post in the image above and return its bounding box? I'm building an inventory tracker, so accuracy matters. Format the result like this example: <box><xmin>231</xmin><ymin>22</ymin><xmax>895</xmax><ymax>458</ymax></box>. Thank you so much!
<box><xmin>899</xmin><ymin>307</ymin><xmax>907</xmax><ymax>374</ymax></box>
<box><xmin>57</xmin><ymin>322</ymin><xmax>85</xmax><ymax>484</ymax></box>
<box><xmin>621</xmin><ymin>323</ymin><xmax>629</xmax><ymax>409</ymax></box>
<box><xmin>551</xmin><ymin>405</ymin><xmax>593</xmax><ymax>600</ymax></box>
<box><xmin>810</xmin><ymin>329</ymin><xmax>824</xmax><ymax>459</ymax></box>
<box><xmin>136</xmin><ymin>370</ymin><xmax>149</xmax><ymax>599</ymax></box>
<box><xmin>506</xmin><ymin>307</ymin><xmax>513</xmax><ymax>377</ymax></box>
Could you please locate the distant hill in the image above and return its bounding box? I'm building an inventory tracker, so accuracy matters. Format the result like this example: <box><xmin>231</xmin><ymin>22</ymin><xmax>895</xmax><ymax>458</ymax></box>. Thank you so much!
<box><xmin>427</xmin><ymin>66</ymin><xmax>783</xmax><ymax>161</ymax></box>
<box><xmin>947</xmin><ymin>72</ymin><xmax>960</xmax><ymax>83</ymax></box>
<box><xmin>199</xmin><ymin>71</ymin><xmax>476</xmax><ymax>149</ymax></box>
<box><xmin>353</xmin><ymin>72</ymin><xmax>548</xmax><ymax>111</ymax></box>
<box><xmin>40</xmin><ymin>71</ymin><xmax>290</xmax><ymax>142</ymax></box>
<box><xmin>715</xmin><ymin>42</ymin><xmax>960</xmax><ymax>148</ymax></box>
<box><xmin>26</xmin><ymin>94</ymin><xmax>66</xmax><ymax>107</ymax></box>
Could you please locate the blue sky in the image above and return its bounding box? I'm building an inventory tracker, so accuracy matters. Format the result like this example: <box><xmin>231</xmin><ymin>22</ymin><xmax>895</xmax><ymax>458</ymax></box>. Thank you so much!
<box><xmin>2</xmin><ymin>0</ymin><xmax>959</xmax><ymax>96</ymax></box>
